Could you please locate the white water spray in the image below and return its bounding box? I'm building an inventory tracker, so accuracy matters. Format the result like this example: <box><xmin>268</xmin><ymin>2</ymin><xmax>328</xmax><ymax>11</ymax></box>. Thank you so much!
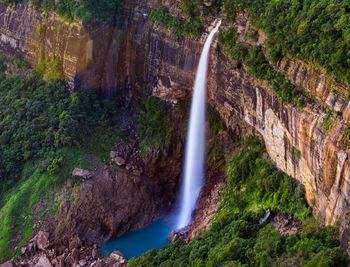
<box><xmin>177</xmin><ymin>20</ymin><xmax>221</xmax><ymax>230</ymax></box>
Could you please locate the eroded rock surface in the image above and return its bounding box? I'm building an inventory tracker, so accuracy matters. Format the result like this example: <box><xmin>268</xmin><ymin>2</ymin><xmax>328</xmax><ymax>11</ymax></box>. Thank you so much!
<box><xmin>55</xmin><ymin>143</ymin><xmax>181</xmax><ymax>245</ymax></box>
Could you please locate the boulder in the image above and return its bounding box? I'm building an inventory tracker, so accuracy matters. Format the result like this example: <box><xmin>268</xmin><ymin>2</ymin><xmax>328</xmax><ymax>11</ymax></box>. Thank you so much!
<box><xmin>110</xmin><ymin>251</ymin><xmax>124</xmax><ymax>261</ymax></box>
<box><xmin>169</xmin><ymin>227</ymin><xmax>190</xmax><ymax>242</ymax></box>
<box><xmin>90</xmin><ymin>260</ymin><xmax>102</xmax><ymax>267</ymax></box>
<box><xmin>79</xmin><ymin>259</ymin><xmax>87</xmax><ymax>266</ymax></box>
<box><xmin>113</xmin><ymin>156</ymin><xmax>126</xmax><ymax>166</ymax></box>
<box><xmin>72</xmin><ymin>168</ymin><xmax>92</xmax><ymax>180</ymax></box>
<box><xmin>0</xmin><ymin>260</ymin><xmax>16</xmax><ymax>267</ymax></box>
<box><xmin>65</xmin><ymin>248</ymin><xmax>79</xmax><ymax>266</ymax></box>
<box><xmin>31</xmin><ymin>231</ymin><xmax>50</xmax><ymax>251</ymax></box>
<box><xmin>35</xmin><ymin>255</ymin><xmax>53</xmax><ymax>267</ymax></box>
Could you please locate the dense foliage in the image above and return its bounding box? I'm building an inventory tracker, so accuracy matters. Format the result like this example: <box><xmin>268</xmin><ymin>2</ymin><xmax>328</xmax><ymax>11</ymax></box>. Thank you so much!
<box><xmin>1</xmin><ymin>0</ymin><xmax>121</xmax><ymax>22</ymax></box>
<box><xmin>220</xmin><ymin>27</ymin><xmax>306</xmax><ymax>107</ymax></box>
<box><xmin>0</xmin><ymin>56</ymin><xmax>124</xmax><ymax>261</ymax></box>
<box><xmin>150</xmin><ymin>6</ymin><xmax>203</xmax><ymax>37</ymax></box>
<box><xmin>151</xmin><ymin>2</ymin><xmax>307</xmax><ymax>106</ymax></box>
<box><xmin>222</xmin><ymin>0</ymin><xmax>350</xmax><ymax>84</ymax></box>
<box><xmin>129</xmin><ymin>139</ymin><xmax>346</xmax><ymax>267</ymax></box>
<box><xmin>0</xmin><ymin>60</ymin><xmax>118</xmax><ymax>197</ymax></box>
<box><xmin>150</xmin><ymin>0</ymin><xmax>222</xmax><ymax>37</ymax></box>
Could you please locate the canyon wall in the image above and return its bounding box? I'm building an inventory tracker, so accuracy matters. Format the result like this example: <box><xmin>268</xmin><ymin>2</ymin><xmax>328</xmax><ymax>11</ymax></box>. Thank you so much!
<box><xmin>1</xmin><ymin>0</ymin><xmax>350</xmax><ymax>253</ymax></box>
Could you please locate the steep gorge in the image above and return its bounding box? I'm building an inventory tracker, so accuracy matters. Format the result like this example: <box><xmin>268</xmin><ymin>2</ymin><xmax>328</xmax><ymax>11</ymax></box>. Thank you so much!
<box><xmin>2</xmin><ymin>0</ymin><xmax>350</xmax><ymax>259</ymax></box>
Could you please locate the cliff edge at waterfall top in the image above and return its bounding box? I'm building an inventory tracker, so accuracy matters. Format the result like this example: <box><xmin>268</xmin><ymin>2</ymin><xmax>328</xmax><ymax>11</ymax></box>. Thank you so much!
<box><xmin>0</xmin><ymin>1</ymin><xmax>349</xmax><ymax>267</ymax></box>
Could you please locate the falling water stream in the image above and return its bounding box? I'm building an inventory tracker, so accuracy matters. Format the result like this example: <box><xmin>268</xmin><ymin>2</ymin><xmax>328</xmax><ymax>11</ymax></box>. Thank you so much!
<box><xmin>177</xmin><ymin>20</ymin><xmax>222</xmax><ymax>230</ymax></box>
<box><xmin>100</xmin><ymin>20</ymin><xmax>221</xmax><ymax>258</ymax></box>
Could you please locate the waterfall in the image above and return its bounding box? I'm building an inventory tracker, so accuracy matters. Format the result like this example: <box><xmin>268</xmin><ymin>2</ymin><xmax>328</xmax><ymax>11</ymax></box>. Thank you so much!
<box><xmin>176</xmin><ymin>20</ymin><xmax>222</xmax><ymax>230</ymax></box>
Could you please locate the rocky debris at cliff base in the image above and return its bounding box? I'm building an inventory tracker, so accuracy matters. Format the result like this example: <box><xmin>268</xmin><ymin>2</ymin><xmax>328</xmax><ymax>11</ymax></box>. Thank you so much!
<box><xmin>13</xmin><ymin>232</ymin><xmax>131</xmax><ymax>267</ymax></box>
<box><xmin>169</xmin><ymin>226</ymin><xmax>191</xmax><ymax>242</ymax></box>
<box><xmin>21</xmin><ymin>231</ymin><xmax>50</xmax><ymax>255</ymax></box>
<box><xmin>109</xmin><ymin>251</ymin><xmax>127</xmax><ymax>266</ymax></box>
<box><xmin>110</xmin><ymin>142</ymin><xmax>144</xmax><ymax>177</ymax></box>
<box><xmin>271</xmin><ymin>213</ymin><xmax>302</xmax><ymax>236</ymax></box>
<box><xmin>110</xmin><ymin>143</ymin><xmax>132</xmax><ymax>165</ymax></box>
<box><xmin>259</xmin><ymin>209</ymin><xmax>302</xmax><ymax>236</ymax></box>
<box><xmin>69</xmin><ymin>235</ymin><xmax>82</xmax><ymax>250</ymax></box>
<box><xmin>35</xmin><ymin>255</ymin><xmax>52</xmax><ymax>267</ymax></box>
<box><xmin>72</xmin><ymin>168</ymin><xmax>92</xmax><ymax>180</ymax></box>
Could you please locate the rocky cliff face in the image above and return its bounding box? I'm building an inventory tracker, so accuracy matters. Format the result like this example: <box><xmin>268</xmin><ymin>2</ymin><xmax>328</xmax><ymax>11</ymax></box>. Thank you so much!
<box><xmin>2</xmin><ymin>0</ymin><xmax>350</xmax><ymax>254</ymax></box>
<box><xmin>0</xmin><ymin>0</ymin><xmax>199</xmax><ymax>98</ymax></box>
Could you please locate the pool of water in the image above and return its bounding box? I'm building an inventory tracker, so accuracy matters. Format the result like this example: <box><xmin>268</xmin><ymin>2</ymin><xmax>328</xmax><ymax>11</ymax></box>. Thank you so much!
<box><xmin>100</xmin><ymin>219</ymin><xmax>173</xmax><ymax>259</ymax></box>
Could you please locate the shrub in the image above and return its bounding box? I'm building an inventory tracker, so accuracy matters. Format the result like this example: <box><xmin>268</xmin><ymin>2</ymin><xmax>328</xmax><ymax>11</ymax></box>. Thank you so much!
<box><xmin>322</xmin><ymin>111</ymin><xmax>338</xmax><ymax>135</ymax></box>
<box><xmin>138</xmin><ymin>96</ymin><xmax>171</xmax><ymax>155</ymax></box>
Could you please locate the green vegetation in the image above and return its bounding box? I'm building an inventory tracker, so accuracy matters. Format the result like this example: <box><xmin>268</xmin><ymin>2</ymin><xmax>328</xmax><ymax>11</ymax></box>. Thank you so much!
<box><xmin>322</xmin><ymin>111</ymin><xmax>338</xmax><ymax>135</ymax></box>
<box><xmin>0</xmin><ymin>51</ymin><xmax>30</xmax><ymax>72</ymax></box>
<box><xmin>36</xmin><ymin>58</ymin><xmax>64</xmax><ymax>81</ymax></box>
<box><xmin>343</xmin><ymin>127</ymin><xmax>350</xmax><ymax>149</ymax></box>
<box><xmin>2</xmin><ymin>0</ymin><xmax>121</xmax><ymax>22</ymax></box>
<box><xmin>220</xmin><ymin>27</ymin><xmax>306</xmax><ymax>107</ymax></box>
<box><xmin>150</xmin><ymin>6</ymin><xmax>202</xmax><ymax>37</ymax></box>
<box><xmin>207</xmin><ymin>106</ymin><xmax>226</xmax><ymax>134</ymax></box>
<box><xmin>0</xmin><ymin>69</ymin><xmax>118</xmax><ymax>195</ymax></box>
<box><xmin>221</xmin><ymin>0</ymin><xmax>350</xmax><ymax>85</ymax></box>
<box><xmin>0</xmin><ymin>148</ymin><xmax>90</xmax><ymax>261</ymax></box>
<box><xmin>129</xmin><ymin>139</ymin><xmax>346</xmax><ymax>267</ymax></box>
<box><xmin>138</xmin><ymin>96</ymin><xmax>172</xmax><ymax>156</ymax></box>
<box><xmin>293</xmin><ymin>148</ymin><xmax>301</xmax><ymax>161</ymax></box>
<box><xmin>150</xmin><ymin>0</ymin><xmax>224</xmax><ymax>37</ymax></box>
<box><xmin>0</xmin><ymin>56</ymin><xmax>124</xmax><ymax>260</ymax></box>
<box><xmin>245</xmin><ymin>28</ymin><xmax>259</xmax><ymax>42</ymax></box>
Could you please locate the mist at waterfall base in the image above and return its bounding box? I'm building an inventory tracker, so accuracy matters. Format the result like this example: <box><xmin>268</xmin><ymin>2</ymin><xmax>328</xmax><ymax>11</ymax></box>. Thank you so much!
<box><xmin>100</xmin><ymin>21</ymin><xmax>221</xmax><ymax>259</ymax></box>
<box><xmin>176</xmin><ymin>20</ymin><xmax>222</xmax><ymax>230</ymax></box>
